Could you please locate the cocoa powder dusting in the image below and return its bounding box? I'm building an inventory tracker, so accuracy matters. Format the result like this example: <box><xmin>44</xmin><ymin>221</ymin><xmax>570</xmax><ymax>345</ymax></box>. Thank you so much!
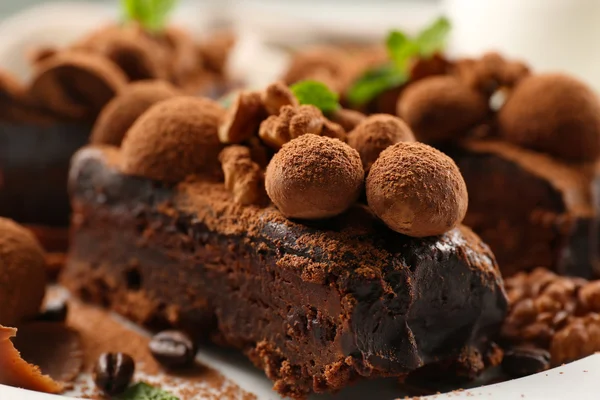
<box><xmin>66</xmin><ymin>297</ymin><xmax>255</xmax><ymax>399</ymax></box>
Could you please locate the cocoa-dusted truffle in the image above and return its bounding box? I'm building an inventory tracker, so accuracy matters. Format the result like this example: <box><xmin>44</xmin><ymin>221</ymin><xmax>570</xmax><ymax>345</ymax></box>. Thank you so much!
<box><xmin>348</xmin><ymin>114</ymin><xmax>415</xmax><ymax>171</ymax></box>
<box><xmin>90</xmin><ymin>80</ymin><xmax>179</xmax><ymax>146</ymax></box>
<box><xmin>366</xmin><ymin>142</ymin><xmax>468</xmax><ymax>237</ymax></box>
<box><xmin>497</xmin><ymin>73</ymin><xmax>600</xmax><ymax>161</ymax></box>
<box><xmin>265</xmin><ymin>134</ymin><xmax>364</xmax><ymax>219</ymax></box>
<box><xmin>397</xmin><ymin>75</ymin><xmax>488</xmax><ymax>143</ymax></box>
<box><xmin>29</xmin><ymin>51</ymin><xmax>127</xmax><ymax>119</ymax></box>
<box><xmin>0</xmin><ymin>218</ymin><xmax>46</xmax><ymax>326</ymax></box>
<box><xmin>121</xmin><ymin>96</ymin><xmax>225</xmax><ymax>182</ymax></box>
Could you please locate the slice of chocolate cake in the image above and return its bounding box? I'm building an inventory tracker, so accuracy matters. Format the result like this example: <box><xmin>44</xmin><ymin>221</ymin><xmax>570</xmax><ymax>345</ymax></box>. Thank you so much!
<box><xmin>446</xmin><ymin>139</ymin><xmax>600</xmax><ymax>278</ymax></box>
<box><xmin>64</xmin><ymin>146</ymin><xmax>507</xmax><ymax>398</ymax></box>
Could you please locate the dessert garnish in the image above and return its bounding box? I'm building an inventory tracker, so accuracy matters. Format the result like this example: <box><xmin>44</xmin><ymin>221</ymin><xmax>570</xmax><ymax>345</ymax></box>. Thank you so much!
<box><xmin>121</xmin><ymin>96</ymin><xmax>225</xmax><ymax>182</ymax></box>
<box><xmin>219</xmin><ymin>91</ymin><xmax>265</xmax><ymax>143</ymax></box>
<box><xmin>290</xmin><ymin>80</ymin><xmax>340</xmax><ymax>115</ymax></box>
<box><xmin>497</xmin><ymin>73</ymin><xmax>600</xmax><ymax>161</ymax></box>
<box><xmin>29</xmin><ymin>51</ymin><xmax>128</xmax><ymax>120</ymax></box>
<box><xmin>347</xmin><ymin>114</ymin><xmax>415</xmax><ymax>171</ymax></box>
<box><xmin>148</xmin><ymin>330</ymin><xmax>197</xmax><ymax>369</ymax></box>
<box><xmin>261</xmin><ymin>80</ymin><xmax>298</xmax><ymax>115</ymax></box>
<box><xmin>347</xmin><ymin>17</ymin><xmax>451</xmax><ymax>106</ymax></box>
<box><xmin>0</xmin><ymin>325</ymin><xmax>63</xmax><ymax>394</ymax></box>
<box><xmin>91</xmin><ymin>80</ymin><xmax>180</xmax><ymax>146</ymax></box>
<box><xmin>11</xmin><ymin>322</ymin><xmax>83</xmax><ymax>384</ymax></box>
<box><xmin>396</xmin><ymin>75</ymin><xmax>488</xmax><ymax>143</ymax></box>
<box><xmin>265</xmin><ymin>134</ymin><xmax>364</xmax><ymax>219</ymax></box>
<box><xmin>366</xmin><ymin>142</ymin><xmax>468</xmax><ymax>237</ymax></box>
<box><xmin>219</xmin><ymin>145</ymin><xmax>267</xmax><ymax>205</ymax></box>
<box><xmin>121</xmin><ymin>0</ymin><xmax>177</xmax><ymax>34</ymax></box>
<box><xmin>93</xmin><ymin>352</ymin><xmax>136</xmax><ymax>396</ymax></box>
<box><xmin>117</xmin><ymin>382</ymin><xmax>179</xmax><ymax>400</ymax></box>
<box><xmin>0</xmin><ymin>217</ymin><xmax>46</xmax><ymax>326</ymax></box>
<box><xmin>258</xmin><ymin>104</ymin><xmax>342</xmax><ymax>149</ymax></box>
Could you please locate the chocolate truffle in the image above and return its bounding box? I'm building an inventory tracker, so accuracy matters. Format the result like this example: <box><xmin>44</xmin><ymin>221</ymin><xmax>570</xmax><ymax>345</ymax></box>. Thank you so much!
<box><xmin>397</xmin><ymin>75</ymin><xmax>488</xmax><ymax>143</ymax></box>
<box><xmin>366</xmin><ymin>142</ymin><xmax>468</xmax><ymax>237</ymax></box>
<box><xmin>497</xmin><ymin>73</ymin><xmax>600</xmax><ymax>161</ymax></box>
<box><xmin>90</xmin><ymin>80</ymin><xmax>179</xmax><ymax>146</ymax></box>
<box><xmin>0</xmin><ymin>218</ymin><xmax>46</xmax><ymax>326</ymax></box>
<box><xmin>265</xmin><ymin>134</ymin><xmax>364</xmax><ymax>219</ymax></box>
<box><xmin>121</xmin><ymin>96</ymin><xmax>225</xmax><ymax>182</ymax></box>
<box><xmin>347</xmin><ymin>114</ymin><xmax>415</xmax><ymax>171</ymax></box>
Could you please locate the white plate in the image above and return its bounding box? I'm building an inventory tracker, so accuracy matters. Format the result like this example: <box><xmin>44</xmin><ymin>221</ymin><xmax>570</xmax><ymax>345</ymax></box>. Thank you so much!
<box><xmin>0</xmin><ymin>2</ymin><xmax>596</xmax><ymax>399</ymax></box>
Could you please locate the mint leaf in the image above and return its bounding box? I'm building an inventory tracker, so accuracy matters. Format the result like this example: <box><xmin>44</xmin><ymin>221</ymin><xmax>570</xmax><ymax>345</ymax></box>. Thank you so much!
<box><xmin>347</xmin><ymin>16</ymin><xmax>451</xmax><ymax>106</ymax></box>
<box><xmin>347</xmin><ymin>64</ymin><xmax>408</xmax><ymax>107</ymax></box>
<box><xmin>117</xmin><ymin>382</ymin><xmax>179</xmax><ymax>400</ymax></box>
<box><xmin>386</xmin><ymin>31</ymin><xmax>419</xmax><ymax>70</ymax></box>
<box><xmin>415</xmin><ymin>16</ymin><xmax>451</xmax><ymax>57</ymax></box>
<box><xmin>290</xmin><ymin>80</ymin><xmax>340</xmax><ymax>114</ymax></box>
<box><xmin>121</xmin><ymin>0</ymin><xmax>177</xmax><ymax>33</ymax></box>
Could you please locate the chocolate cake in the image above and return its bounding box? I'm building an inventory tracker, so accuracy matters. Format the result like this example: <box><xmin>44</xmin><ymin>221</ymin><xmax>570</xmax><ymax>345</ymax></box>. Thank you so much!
<box><xmin>0</xmin><ymin>17</ymin><xmax>234</xmax><ymax>249</ymax></box>
<box><xmin>64</xmin><ymin>145</ymin><xmax>507</xmax><ymax>398</ymax></box>
<box><xmin>58</xmin><ymin>84</ymin><xmax>509</xmax><ymax>397</ymax></box>
<box><xmin>445</xmin><ymin>139</ymin><xmax>600</xmax><ymax>278</ymax></box>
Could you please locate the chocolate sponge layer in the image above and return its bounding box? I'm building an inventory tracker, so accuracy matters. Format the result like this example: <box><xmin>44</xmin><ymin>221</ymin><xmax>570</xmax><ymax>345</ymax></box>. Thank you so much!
<box><xmin>63</xmin><ymin>146</ymin><xmax>507</xmax><ymax>398</ymax></box>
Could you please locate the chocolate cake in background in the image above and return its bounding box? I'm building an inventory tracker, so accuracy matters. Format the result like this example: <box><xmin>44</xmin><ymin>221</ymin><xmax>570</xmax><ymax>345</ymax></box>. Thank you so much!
<box><xmin>62</xmin><ymin>82</ymin><xmax>508</xmax><ymax>398</ymax></box>
<box><xmin>0</xmin><ymin>20</ymin><xmax>234</xmax><ymax>253</ymax></box>
<box><xmin>282</xmin><ymin>31</ymin><xmax>600</xmax><ymax>279</ymax></box>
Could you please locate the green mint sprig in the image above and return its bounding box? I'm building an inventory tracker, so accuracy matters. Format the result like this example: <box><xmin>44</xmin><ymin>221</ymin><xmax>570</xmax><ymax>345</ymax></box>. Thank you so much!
<box><xmin>290</xmin><ymin>80</ymin><xmax>340</xmax><ymax>114</ymax></box>
<box><xmin>121</xmin><ymin>0</ymin><xmax>177</xmax><ymax>33</ymax></box>
<box><xmin>117</xmin><ymin>382</ymin><xmax>179</xmax><ymax>400</ymax></box>
<box><xmin>347</xmin><ymin>16</ymin><xmax>451</xmax><ymax>107</ymax></box>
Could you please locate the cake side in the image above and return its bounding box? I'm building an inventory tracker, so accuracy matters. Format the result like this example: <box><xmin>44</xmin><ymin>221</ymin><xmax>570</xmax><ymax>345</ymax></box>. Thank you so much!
<box><xmin>446</xmin><ymin>139</ymin><xmax>600</xmax><ymax>278</ymax></box>
<box><xmin>63</xmin><ymin>146</ymin><xmax>507</xmax><ymax>398</ymax></box>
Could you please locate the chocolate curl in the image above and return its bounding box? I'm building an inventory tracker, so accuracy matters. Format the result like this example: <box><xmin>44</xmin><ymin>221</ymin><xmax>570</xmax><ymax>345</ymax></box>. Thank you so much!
<box><xmin>11</xmin><ymin>322</ymin><xmax>83</xmax><ymax>384</ymax></box>
<box><xmin>74</xmin><ymin>24</ymin><xmax>168</xmax><ymax>82</ymax></box>
<box><xmin>0</xmin><ymin>325</ymin><xmax>63</xmax><ymax>394</ymax></box>
<box><xmin>29</xmin><ymin>51</ymin><xmax>128</xmax><ymax>120</ymax></box>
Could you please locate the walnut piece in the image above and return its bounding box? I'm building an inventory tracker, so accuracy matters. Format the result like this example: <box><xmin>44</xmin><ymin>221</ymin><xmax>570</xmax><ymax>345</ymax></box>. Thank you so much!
<box><xmin>219</xmin><ymin>146</ymin><xmax>267</xmax><ymax>205</ymax></box>
<box><xmin>551</xmin><ymin>314</ymin><xmax>600</xmax><ymax>365</ymax></box>
<box><xmin>219</xmin><ymin>91</ymin><xmax>266</xmax><ymax>144</ymax></box>
<box><xmin>258</xmin><ymin>105</ymin><xmax>346</xmax><ymax>149</ymax></box>
<box><xmin>261</xmin><ymin>81</ymin><xmax>298</xmax><ymax>115</ymax></box>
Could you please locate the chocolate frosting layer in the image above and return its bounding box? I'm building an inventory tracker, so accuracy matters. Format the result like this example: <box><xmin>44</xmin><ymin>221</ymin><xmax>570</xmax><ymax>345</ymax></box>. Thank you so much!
<box><xmin>64</xmin><ymin>146</ymin><xmax>507</xmax><ymax>398</ymax></box>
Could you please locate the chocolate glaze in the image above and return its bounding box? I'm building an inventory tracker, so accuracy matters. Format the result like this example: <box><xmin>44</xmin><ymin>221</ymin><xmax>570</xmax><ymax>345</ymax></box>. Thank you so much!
<box><xmin>63</xmin><ymin>146</ymin><xmax>507</xmax><ymax>398</ymax></box>
<box><xmin>445</xmin><ymin>139</ymin><xmax>600</xmax><ymax>278</ymax></box>
<box><xmin>0</xmin><ymin>122</ymin><xmax>91</xmax><ymax>226</ymax></box>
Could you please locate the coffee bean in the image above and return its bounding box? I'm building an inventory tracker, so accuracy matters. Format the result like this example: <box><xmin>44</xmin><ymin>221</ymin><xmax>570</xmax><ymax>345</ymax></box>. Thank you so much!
<box><xmin>35</xmin><ymin>299</ymin><xmax>68</xmax><ymax>323</ymax></box>
<box><xmin>93</xmin><ymin>352</ymin><xmax>135</xmax><ymax>395</ymax></box>
<box><xmin>502</xmin><ymin>347</ymin><xmax>550</xmax><ymax>378</ymax></box>
<box><xmin>149</xmin><ymin>330</ymin><xmax>196</xmax><ymax>368</ymax></box>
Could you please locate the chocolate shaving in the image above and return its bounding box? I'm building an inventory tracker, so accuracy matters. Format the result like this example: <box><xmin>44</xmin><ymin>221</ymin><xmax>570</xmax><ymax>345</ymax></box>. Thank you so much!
<box><xmin>0</xmin><ymin>325</ymin><xmax>63</xmax><ymax>393</ymax></box>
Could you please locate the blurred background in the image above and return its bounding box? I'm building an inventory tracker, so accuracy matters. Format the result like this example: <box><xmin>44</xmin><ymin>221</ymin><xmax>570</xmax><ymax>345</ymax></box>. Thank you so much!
<box><xmin>1</xmin><ymin>0</ymin><xmax>599</xmax><ymax>91</ymax></box>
